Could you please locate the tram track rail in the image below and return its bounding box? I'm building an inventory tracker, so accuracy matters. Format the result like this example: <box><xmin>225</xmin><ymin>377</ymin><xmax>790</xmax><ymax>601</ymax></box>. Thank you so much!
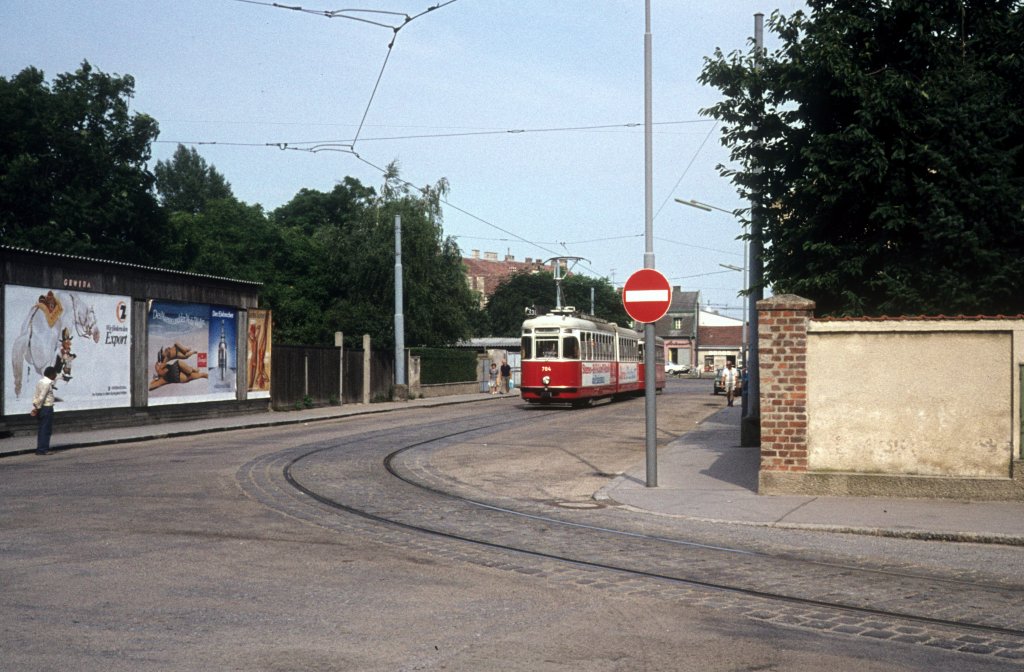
<box><xmin>244</xmin><ymin>405</ymin><xmax>1024</xmax><ymax>661</ymax></box>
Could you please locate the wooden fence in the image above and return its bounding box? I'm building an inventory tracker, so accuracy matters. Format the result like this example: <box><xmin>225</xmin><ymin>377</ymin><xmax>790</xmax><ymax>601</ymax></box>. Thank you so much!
<box><xmin>270</xmin><ymin>345</ymin><xmax>394</xmax><ymax>410</ymax></box>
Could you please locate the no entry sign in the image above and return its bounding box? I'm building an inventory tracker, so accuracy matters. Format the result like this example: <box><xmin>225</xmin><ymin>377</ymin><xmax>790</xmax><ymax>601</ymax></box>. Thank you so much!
<box><xmin>622</xmin><ymin>268</ymin><xmax>672</xmax><ymax>323</ymax></box>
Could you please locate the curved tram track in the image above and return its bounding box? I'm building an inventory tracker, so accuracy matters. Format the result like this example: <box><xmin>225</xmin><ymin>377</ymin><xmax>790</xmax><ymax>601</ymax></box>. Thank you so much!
<box><xmin>238</xmin><ymin>407</ymin><xmax>1024</xmax><ymax>663</ymax></box>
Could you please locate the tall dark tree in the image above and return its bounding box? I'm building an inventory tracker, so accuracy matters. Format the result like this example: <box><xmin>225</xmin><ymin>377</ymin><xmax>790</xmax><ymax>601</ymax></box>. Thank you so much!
<box><xmin>270</xmin><ymin>169</ymin><xmax>479</xmax><ymax>347</ymax></box>
<box><xmin>700</xmin><ymin>1</ymin><xmax>1024</xmax><ymax>316</ymax></box>
<box><xmin>154</xmin><ymin>144</ymin><xmax>233</xmax><ymax>215</ymax></box>
<box><xmin>484</xmin><ymin>271</ymin><xmax>628</xmax><ymax>337</ymax></box>
<box><xmin>562</xmin><ymin>274</ymin><xmax>629</xmax><ymax>325</ymax></box>
<box><xmin>0</xmin><ymin>62</ymin><xmax>164</xmax><ymax>263</ymax></box>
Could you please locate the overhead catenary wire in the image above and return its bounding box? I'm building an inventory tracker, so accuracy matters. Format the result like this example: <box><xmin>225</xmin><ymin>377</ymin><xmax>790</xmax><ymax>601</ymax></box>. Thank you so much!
<box><xmin>152</xmin><ymin>119</ymin><xmax>712</xmax><ymax>149</ymax></box>
<box><xmin>231</xmin><ymin>0</ymin><xmax>461</xmax><ymax>149</ymax></box>
<box><xmin>183</xmin><ymin>2</ymin><xmax>743</xmax><ymax>298</ymax></box>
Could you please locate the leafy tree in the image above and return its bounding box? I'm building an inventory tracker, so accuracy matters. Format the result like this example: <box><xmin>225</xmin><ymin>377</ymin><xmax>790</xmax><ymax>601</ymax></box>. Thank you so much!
<box><xmin>484</xmin><ymin>271</ymin><xmax>556</xmax><ymax>337</ymax></box>
<box><xmin>270</xmin><ymin>180</ymin><xmax>377</xmax><ymax>344</ymax></box>
<box><xmin>484</xmin><ymin>271</ymin><xmax>628</xmax><ymax>336</ymax></box>
<box><xmin>154</xmin><ymin>144</ymin><xmax>233</xmax><ymax>215</ymax></box>
<box><xmin>270</xmin><ymin>169</ymin><xmax>479</xmax><ymax>347</ymax></box>
<box><xmin>562</xmin><ymin>274</ymin><xmax>630</xmax><ymax>325</ymax></box>
<box><xmin>699</xmin><ymin>1</ymin><xmax>1024</xmax><ymax>316</ymax></box>
<box><xmin>0</xmin><ymin>62</ymin><xmax>164</xmax><ymax>264</ymax></box>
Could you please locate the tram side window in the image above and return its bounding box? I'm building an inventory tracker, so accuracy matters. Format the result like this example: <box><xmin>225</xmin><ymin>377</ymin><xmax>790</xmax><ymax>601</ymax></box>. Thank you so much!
<box><xmin>521</xmin><ymin>337</ymin><xmax>532</xmax><ymax>360</ymax></box>
<box><xmin>619</xmin><ymin>337</ymin><xmax>636</xmax><ymax>362</ymax></box>
<box><xmin>562</xmin><ymin>336</ymin><xmax>579</xmax><ymax>360</ymax></box>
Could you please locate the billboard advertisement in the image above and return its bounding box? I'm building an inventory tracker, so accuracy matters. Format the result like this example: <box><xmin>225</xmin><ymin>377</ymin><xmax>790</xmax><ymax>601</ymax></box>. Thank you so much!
<box><xmin>4</xmin><ymin>286</ymin><xmax>131</xmax><ymax>415</ymax></box>
<box><xmin>147</xmin><ymin>301</ymin><xmax>237</xmax><ymax>406</ymax></box>
<box><xmin>247</xmin><ymin>309</ymin><xmax>271</xmax><ymax>398</ymax></box>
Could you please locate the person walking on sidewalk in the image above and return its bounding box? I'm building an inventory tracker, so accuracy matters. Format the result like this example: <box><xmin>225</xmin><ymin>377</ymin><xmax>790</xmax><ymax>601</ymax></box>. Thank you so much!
<box><xmin>31</xmin><ymin>366</ymin><xmax>58</xmax><ymax>455</ymax></box>
<box><xmin>499</xmin><ymin>359</ymin><xmax>511</xmax><ymax>394</ymax></box>
<box><xmin>488</xmin><ymin>362</ymin><xmax>498</xmax><ymax>395</ymax></box>
<box><xmin>722</xmin><ymin>361</ymin><xmax>739</xmax><ymax>407</ymax></box>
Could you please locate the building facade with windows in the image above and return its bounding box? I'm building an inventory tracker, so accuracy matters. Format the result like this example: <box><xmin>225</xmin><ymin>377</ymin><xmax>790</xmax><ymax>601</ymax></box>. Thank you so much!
<box><xmin>697</xmin><ymin>308</ymin><xmax>743</xmax><ymax>374</ymax></box>
<box><xmin>653</xmin><ymin>287</ymin><xmax>700</xmax><ymax>370</ymax></box>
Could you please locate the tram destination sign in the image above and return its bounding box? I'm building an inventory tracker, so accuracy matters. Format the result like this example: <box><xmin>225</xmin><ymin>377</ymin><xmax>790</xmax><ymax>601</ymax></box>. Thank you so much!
<box><xmin>622</xmin><ymin>268</ymin><xmax>672</xmax><ymax>323</ymax></box>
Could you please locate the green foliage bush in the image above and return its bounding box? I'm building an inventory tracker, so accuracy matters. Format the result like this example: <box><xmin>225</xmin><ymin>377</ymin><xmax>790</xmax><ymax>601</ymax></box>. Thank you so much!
<box><xmin>412</xmin><ymin>348</ymin><xmax>478</xmax><ymax>384</ymax></box>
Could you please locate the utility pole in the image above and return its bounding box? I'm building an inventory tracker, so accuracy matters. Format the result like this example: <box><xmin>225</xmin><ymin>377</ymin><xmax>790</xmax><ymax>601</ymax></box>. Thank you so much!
<box><xmin>741</xmin><ymin>13</ymin><xmax>764</xmax><ymax>447</ymax></box>
<box><xmin>394</xmin><ymin>214</ymin><xmax>406</xmax><ymax>393</ymax></box>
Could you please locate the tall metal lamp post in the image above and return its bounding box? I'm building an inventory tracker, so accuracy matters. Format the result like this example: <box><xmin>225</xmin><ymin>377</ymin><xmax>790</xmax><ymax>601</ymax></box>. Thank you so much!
<box><xmin>675</xmin><ymin>197</ymin><xmax>759</xmax><ymax>445</ymax></box>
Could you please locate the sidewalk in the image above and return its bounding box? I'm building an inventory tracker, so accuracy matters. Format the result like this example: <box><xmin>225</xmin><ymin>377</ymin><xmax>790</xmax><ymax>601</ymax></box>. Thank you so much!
<box><xmin>4</xmin><ymin>394</ymin><xmax>1022</xmax><ymax>545</ymax></box>
<box><xmin>0</xmin><ymin>393</ymin><xmax>505</xmax><ymax>458</ymax></box>
<box><xmin>598</xmin><ymin>407</ymin><xmax>1024</xmax><ymax>546</ymax></box>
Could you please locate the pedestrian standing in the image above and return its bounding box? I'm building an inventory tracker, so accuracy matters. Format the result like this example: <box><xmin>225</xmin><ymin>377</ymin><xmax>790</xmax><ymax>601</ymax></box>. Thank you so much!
<box><xmin>488</xmin><ymin>362</ymin><xmax>498</xmax><ymax>395</ymax></box>
<box><xmin>499</xmin><ymin>359</ymin><xmax>511</xmax><ymax>394</ymax></box>
<box><xmin>722</xmin><ymin>361</ymin><xmax>739</xmax><ymax>407</ymax></box>
<box><xmin>31</xmin><ymin>366</ymin><xmax>58</xmax><ymax>455</ymax></box>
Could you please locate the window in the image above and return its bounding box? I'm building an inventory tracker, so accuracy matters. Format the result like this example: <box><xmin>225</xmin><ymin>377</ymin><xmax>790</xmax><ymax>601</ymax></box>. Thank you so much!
<box><xmin>521</xmin><ymin>337</ymin><xmax>533</xmax><ymax>360</ymax></box>
<box><xmin>562</xmin><ymin>336</ymin><xmax>579</xmax><ymax>360</ymax></box>
<box><xmin>582</xmin><ymin>333</ymin><xmax>595</xmax><ymax>360</ymax></box>
<box><xmin>537</xmin><ymin>339</ymin><xmax>559</xmax><ymax>358</ymax></box>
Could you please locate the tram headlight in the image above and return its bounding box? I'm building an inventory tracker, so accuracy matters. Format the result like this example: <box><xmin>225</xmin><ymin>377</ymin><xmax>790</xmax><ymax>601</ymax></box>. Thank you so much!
<box><xmin>541</xmin><ymin>375</ymin><xmax>551</xmax><ymax>386</ymax></box>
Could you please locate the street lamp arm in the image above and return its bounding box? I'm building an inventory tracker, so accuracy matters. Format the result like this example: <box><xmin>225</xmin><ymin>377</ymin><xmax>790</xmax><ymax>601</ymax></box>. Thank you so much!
<box><xmin>674</xmin><ymin>197</ymin><xmax>736</xmax><ymax>215</ymax></box>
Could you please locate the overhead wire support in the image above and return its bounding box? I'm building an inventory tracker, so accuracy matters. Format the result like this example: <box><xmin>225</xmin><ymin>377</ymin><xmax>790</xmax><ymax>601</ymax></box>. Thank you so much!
<box><xmin>230</xmin><ymin>0</ymin><xmax>461</xmax><ymax>148</ymax></box>
<box><xmin>223</xmin><ymin>0</ymin><xmax>617</xmax><ymax>281</ymax></box>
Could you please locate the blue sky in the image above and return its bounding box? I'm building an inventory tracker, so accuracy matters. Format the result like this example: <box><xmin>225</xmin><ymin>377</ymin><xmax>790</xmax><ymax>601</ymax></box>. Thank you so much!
<box><xmin>2</xmin><ymin>1</ymin><xmax>807</xmax><ymax>318</ymax></box>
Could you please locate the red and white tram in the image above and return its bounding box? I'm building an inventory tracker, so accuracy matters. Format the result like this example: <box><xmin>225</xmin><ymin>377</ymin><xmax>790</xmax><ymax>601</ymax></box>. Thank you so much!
<box><xmin>519</xmin><ymin>309</ymin><xmax>665</xmax><ymax>406</ymax></box>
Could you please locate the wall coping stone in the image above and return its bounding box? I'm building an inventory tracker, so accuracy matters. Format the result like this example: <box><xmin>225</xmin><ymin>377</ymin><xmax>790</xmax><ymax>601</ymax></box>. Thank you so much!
<box><xmin>757</xmin><ymin>294</ymin><xmax>816</xmax><ymax>312</ymax></box>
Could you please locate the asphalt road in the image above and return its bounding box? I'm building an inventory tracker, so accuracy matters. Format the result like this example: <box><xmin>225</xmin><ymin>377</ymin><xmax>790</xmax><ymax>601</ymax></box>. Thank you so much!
<box><xmin>2</xmin><ymin>380</ymin><xmax>1021</xmax><ymax>671</ymax></box>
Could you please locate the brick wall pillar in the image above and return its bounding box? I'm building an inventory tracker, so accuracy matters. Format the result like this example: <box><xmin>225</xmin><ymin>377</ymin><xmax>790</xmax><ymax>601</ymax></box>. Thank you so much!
<box><xmin>757</xmin><ymin>294</ymin><xmax>815</xmax><ymax>476</ymax></box>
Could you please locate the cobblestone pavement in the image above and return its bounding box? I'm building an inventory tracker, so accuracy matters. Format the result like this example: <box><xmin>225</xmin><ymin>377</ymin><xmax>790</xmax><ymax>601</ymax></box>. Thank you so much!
<box><xmin>237</xmin><ymin>403</ymin><xmax>1024</xmax><ymax>665</ymax></box>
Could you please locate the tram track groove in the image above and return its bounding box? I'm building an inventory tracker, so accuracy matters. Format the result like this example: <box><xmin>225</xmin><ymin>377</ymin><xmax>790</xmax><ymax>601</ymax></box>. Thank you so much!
<box><xmin>237</xmin><ymin>405</ymin><xmax>1024</xmax><ymax>661</ymax></box>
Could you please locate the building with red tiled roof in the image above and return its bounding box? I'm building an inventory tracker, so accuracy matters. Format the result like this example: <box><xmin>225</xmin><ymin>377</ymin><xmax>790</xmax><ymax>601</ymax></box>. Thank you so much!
<box><xmin>462</xmin><ymin>250</ymin><xmax>554</xmax><ymax>307</ymax></box>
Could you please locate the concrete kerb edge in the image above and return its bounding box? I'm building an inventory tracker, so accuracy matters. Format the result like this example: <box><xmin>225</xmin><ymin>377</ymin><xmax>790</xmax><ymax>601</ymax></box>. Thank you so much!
<box><xmin>0</xmin><ymin>394</ymin><xmax>511</xmax><ymax>458</ymax></box>
<box><xmin>592</xmin><ymin>494</ymin><xmax>1024</xmax><ymax>547</ymax></box>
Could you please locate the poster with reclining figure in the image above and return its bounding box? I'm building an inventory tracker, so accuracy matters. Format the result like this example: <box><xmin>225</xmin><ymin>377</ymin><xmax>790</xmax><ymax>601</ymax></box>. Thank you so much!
<box><xmin>146</xmin><ymin>300</ymin><xmax>237</xmax><ymax>406</ymax></box>
<box><xmin>4</xmin><ymin>285</ymin><xmax>131</xmax><ymax>415</ymax></box>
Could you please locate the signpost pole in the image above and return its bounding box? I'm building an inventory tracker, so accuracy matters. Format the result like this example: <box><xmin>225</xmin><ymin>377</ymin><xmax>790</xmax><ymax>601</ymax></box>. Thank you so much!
<box><xmin>642</xmin><ymin>0</ymin><xmax>657</xmax><ymax>487</ymax></box>
<box><xmin>622</xmin><ymin>270</ymin><xmax>671</xmax><ymax>489</ymax></box>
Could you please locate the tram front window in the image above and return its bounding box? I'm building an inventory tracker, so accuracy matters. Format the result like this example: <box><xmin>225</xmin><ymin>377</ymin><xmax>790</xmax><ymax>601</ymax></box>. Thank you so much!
<box><xmin>537</xmin><ymin>339</ymin><xmax>559</xmax><ymax>358</ymax></box>
<box><xmin>521</xmin><ymin>337</ymin><xmax>532</xmax><ymax>360</ymax></box>
<box><xmin>562</xmin><ymin>336</ymin><xmax>579</xmax><ymax>360</ymax></box>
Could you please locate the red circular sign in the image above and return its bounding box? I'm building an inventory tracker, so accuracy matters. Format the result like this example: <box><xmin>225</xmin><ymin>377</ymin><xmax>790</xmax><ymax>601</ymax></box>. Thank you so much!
<box><xmin>622</xmin><ymin>268</ymin><xmax>672</xmax><ymax>323</ymax></box>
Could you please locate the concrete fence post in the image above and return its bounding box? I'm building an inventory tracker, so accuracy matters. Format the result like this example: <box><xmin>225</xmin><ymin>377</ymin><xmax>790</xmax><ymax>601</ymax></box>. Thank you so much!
<box><xmin>757</xmin><ymin>295</ymin><xmax>815</xmax><ymax>489</ymax></box>
<box><xmin>362</xmin><ymin>334</ymin><xmax>371</xmax><ymax>405</ymax></box>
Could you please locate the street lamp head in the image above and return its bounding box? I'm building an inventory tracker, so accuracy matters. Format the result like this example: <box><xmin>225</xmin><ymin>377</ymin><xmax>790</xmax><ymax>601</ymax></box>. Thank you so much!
<box><xmin>674</xmin><ymin>197</ymin><xmax>713</xmax><ymax>212</ymax></box>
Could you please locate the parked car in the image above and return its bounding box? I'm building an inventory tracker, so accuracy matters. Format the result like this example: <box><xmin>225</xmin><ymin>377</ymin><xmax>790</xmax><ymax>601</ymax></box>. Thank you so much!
<box><xmin>665</xmin><ymin>362</ymin><xmax>691</xmax><ymax>376</ymax></box>
<box><xmin>713</xmin><ymin>367</ymin><xmax>743</xmax><ymax>396</ymax></box>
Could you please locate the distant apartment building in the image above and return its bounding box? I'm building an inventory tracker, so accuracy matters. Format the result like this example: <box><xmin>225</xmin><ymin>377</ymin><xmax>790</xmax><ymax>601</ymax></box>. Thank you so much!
<box><xmin>462</xmin><ymin>250</ymin><xmax>553</xmax><ymax>307</ymax></box>
<box><xmin>652</xmin><ymin>287</ymin><xmax>700</xmax><ymax>370</ymax></box>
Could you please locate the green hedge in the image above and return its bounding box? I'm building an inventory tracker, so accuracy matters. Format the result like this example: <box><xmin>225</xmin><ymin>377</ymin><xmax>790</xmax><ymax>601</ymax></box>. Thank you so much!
<box><xmin>411</xmin><ymin>348</ymin><xmax>479</xmax><ymax>384</ymax></box>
